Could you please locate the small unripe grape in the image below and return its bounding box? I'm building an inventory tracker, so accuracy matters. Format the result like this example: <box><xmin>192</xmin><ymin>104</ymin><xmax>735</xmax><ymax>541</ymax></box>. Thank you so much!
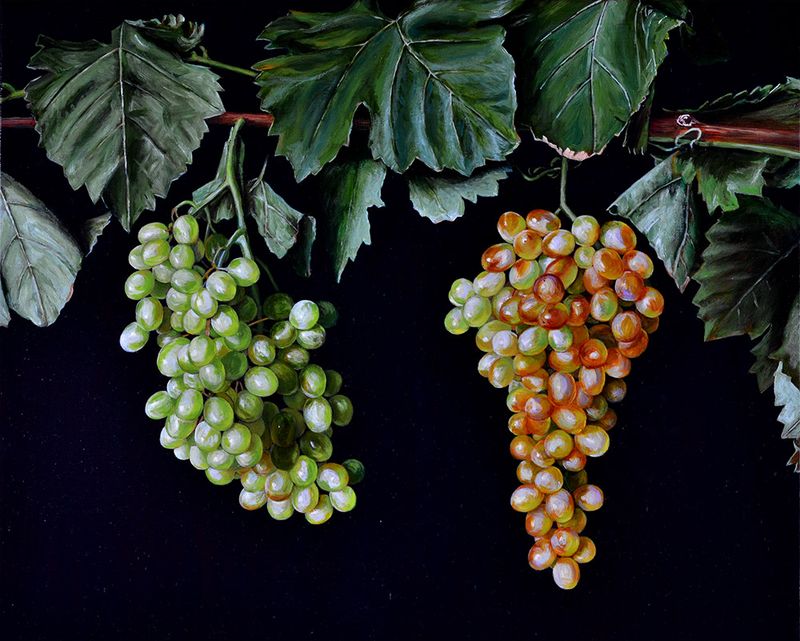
<box><xmin>134</xmin><ymin>297</ymin><xmax>163</xmax><ymax>331</ymax></box>
<box><xmin>266</xmin><ymin>469</ymin><xmax>294</xmax><ymax>500</ymax></box>
<box><xmin>289</xmin><ymin>300</ymin><xmax>319</xmax><ymax>330</ymax></box>
<box><xmin>142</xmin><ymin>238</ymin><xmax>170</xmax><ymax>267</ymax></box>
<box><xmin>462</xmin><ymin>295</ymin><xmax>493</xmax><ymax>327</ymax></box>
<box><xmin>303</xmin><ymin>397</ymin><xmax>332</xmax><ymax>432</ymax></box>
<box><xmin>138</xmin><ymin>221</ymin><xmax>169</xmax><ymax>243</ymax></box>
<box><xmin>166</xmin><ymin>414</ymin><xmax>196</xmax><ymax>440</ymax></box>
<box><xmin>552</xmin><ymin>557</ymin><xmax>580</xmax><ymax>589</ymax></box>
<box><xmin>305</xmin><ymin>494</ymin><xmax>333</xmax><ymax>524</ymax></box>
<box><xmin>221</xmin><ymin>351</ymin><xmax>248</xmax><ymax>380</ymax></box>
<box><xmin>145</xmin><ymin>391</ymin><xmax>175</xmax><ymax>420</ymax></box>
<box><xmin>128</xmin><ymin>245</ymin><xmax>148</xmax><ymax>270</ymax></box>
<box><xmin>448</xmin><ymin>278</ymin><xmax>474</xmax><ymax>306</ymax></box>
<box><xmin>330</xmin><ymin>394</ymin><xmax>354</xmax><ymax>427</ymax></box>
<box><xmin>323</xmin><ymin>371</ymin><xmax>343</xmax><ymax>397</ymax></box>
<box><xmin>510</xmin><ymin>484</ymin><xmax>543</xmax><ymax>512</ymax></box>
<box><xmin>189</xmin><ymin>446</ymin><xmax>209</xmax><ymax>470</ymax></box>
<box><xmin>481</xmin><ymin>243</ymin><xmax>515</xmax><ymax>272</ymax></box>
<box><xmin>550</xmin><ymin>527</ymin><xmax>580</xmax><ymax>556</ymax></box>
<box><xmin>269</xmin><ymin>362</ymin><xmax>298</xmax><ymax>395</ymax></box>
<box><xmin>600</xmin><ymin>221</ymin><xmax>637</xmax><ymax>252</ymax></box>
<box><xmin>238</xmin><ymin>489</ymin><xmax>267</xmax><ymax>511</ymax></box>
<box><xmin>291</xmin><ymin>482</ymin><xmax>320</xmax><ymax>514</ymax></box>
<box><xmin>342</xmin><ymin>459</ymin><xmax>365</xmax><ymax>485</ymax></box>
<box><xmin>513</xmin><ymin>229</ymin><xmax>543</xmax><ymax>259</ymax></box>
<box><xmin>526</xmin><ymin>209</ymin><xmax>560</xmax><ymax>235</ymax></box>
<box><xmin>120</xmin><ymin>322</ymin><xmax>149</xmax><ymax>352</ymax></box>
<box><xmin>473</xmin><ymin>271</ymin><xmax>506</xmax><ymax>297</ymax></box>
<box><xmin>297</xmin><ymin>325</ymin><xmax>326</xmax><ymax>350</ymax></box>
<box><xmin>548</xmin><ymin>327</ymin><xmax>573</xmax><ymax>352</ymax></box>
<box><xmin>510</xmin><ymin>435</ymin><xmax>534</xmax><ymax>460</ymax></box>
<box><xmin>574</xmin><ymin>484</ymin><xmax>604</xmax><ymax>511</ymax></box>
<box><xmin>623</xmin><ymin>249</ymin><xmax>654</xmax><ymax>278</ymax></box>
<box><xmin>204</xmin><ymin>396</ymin><xmax>234</xmax><ymax>431</ymax></box>
<box><xmin>574</xmin><ymin>245</ymin><xmax>595</xmax><ymax>269</ymax></box>
<box><xmin>223</xmin><ymin>323</ymin><xmax>253</xmax><ymax>352</ymax></box>
<box><xmin>244</xmin><ymin>366</ymin><xmax>278</xmax><ymax>398</ymax></box>
<box><xmin>248</xmin><ymin>335</ymin><xmax>276</xmax><ymax>366</ymax></box>
<box><xmin>166</xmin><ymin>288</ymin><xmax>191</xmax><ymax>312</ymax></box>
<box><xmin>330</xmin><ymin>486</ymin><xmax>357</xmax><ymax>512</ymax></box>
<box><xmin>543</xmin><ymin>430</ymin><xmax>573</xmax><ymax>459</ymax></box>
<box><xmin>636</xmin><ymin>287</ymin><xmax>665</xmax><ymax>318</ymax></box>
<box><xmin>573</xmin><ymin>536</ymin><xmax>596</xmax><ymax>564</ymax></box>
<box><xmin>545</xmin><ymin>488</ymin><xmax>575</xmax><ymax>523</ymax></box>
<box><xmin>317</xmin><ymin>463</ymin><xmax>349</xmax><ymax>492</ymax></box>
<box><xmin>271</xmin><ymin>443</ymin><xmax>300</xmax><ymax>470</ymax></box>
<box><xmin>169</xmin><ymin>244</ymin><xmax>195</xmax><ymax>270</ymax></box>
<box><xmin>571</xmin><ymin>215</ymin><xmax>600</xmax><ymax>246</ymax></box>
<box><xmin>262</xmin><ymin>292</ymin><xmax>293</xmax><ymax>320</ymax></box>
<box><xmin>497</xmin><ymin>211</ymin><xmax>526</xmax><ymax>241</ymax></box>
<box><xmin>191</xmin><ymin>289</ymin><xmax>219</xmax><ymax>318</ymax></box>
<box><xmin>575</xmin><ymin>425</ymin><xmax>610</xmax><ymax>457</ymax></box>
<box><xmin>182</xmin><ymin>309</ymin><xmax>205</xmax><ymax>335</ymax></box>
<box><xmin>175</xmin><ymin>388</ymin><xmax>204</xmax><ymax>420</ymax></box>
<box><xmin>534</xmin><ymin>466</ymin><xmax>563</xmax><ymax>494</ymax></box>
<box><xmin>205</xmin><ymin>271</ymin><xmax>237</xmax><ymax>302</ymax></box>
<box><xmin>604</xmin><ymin>348</ymin><xmax>632</xmax><ymax>378</ymax></box>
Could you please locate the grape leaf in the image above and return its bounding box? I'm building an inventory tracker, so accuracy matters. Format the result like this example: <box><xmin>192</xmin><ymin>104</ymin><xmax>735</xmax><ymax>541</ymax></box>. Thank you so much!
<box><xmin>0</xmin><ymin>173</ymin><xmax>82</xmax><ymax>327</ymax></box>
<box><xmin>247</xmin><ymin>176</ymin><xmax>304</xmax><ymax>259</ymax></box>
<box><xmin>770</xmin><ymin>294</ymin><xmax>800</xmax><ymax>388</ymax></box>
<box><xmin>0</xmin><ymin>282</ymin><xmax>10</xmax><ymax>328</ymax></box>
<box><xmin>623</xmin><ymin>85</ymin><xmax>655</xmax><ymax>154</ymax></box>
<box><xmin>751</xmin><ymin>325</ymin><xmax>783</xmax><ymax>393</ymax></box>
<box><xmin>191</xmin><ymin>134</ymin><xmax>244</xmax><ymax>223</ymax></box>
<box><xmin>515</xmin><ymin>1</ymin><xmax>681</xmax><ymax>159</ymax></box>
<box><xmin>608</xmin><ymin>153</ymin><xmax>699</xmax><ymax>291</ymax></box>
<box><xmin>678</xmin><ymin>77</ymin><xmax>800</xmax><ymax>122</ymax></box>
<box><xmin>685</xmin><ymin>150</ymin><xmax>769</xmax><ymax>213</ymax></box>
<box><xmin>765</xmin><ymin>157</ymin><xmax>800</xmax><ymax>189</ymax></box>
<box><xmin>133</xmin><ymin>14</ymin><xmax>205</xmax><ymax>52</ymax></box>
<box><xmin>320</xmin><ymin>159</ymin><xmax>386</xmax><ymax>281</ymax></box>
<box><xmin>255</xmin><ymin>0</ymin><xmax>519</xmax><ymax>181</ymax></box>
<box><xmin>26</xmin><ymin>21</ymin><xmax>224</xmax><ymax>231</ymax></box>
<box><xmin>82</xmin><ymin>213</ymin><xmax>112</xmax><ymax>255</ymax></box>
<box><xmin>290</xmin><ymin>216</ymin><xmax>317</xmax><ymax>279</ymax></box>
<box><xmin>774</xmin><ymin>362</ymin><xmax>800</xmax><ymax>441</ymax></box>
<box><xmin>692</xmin><ymin>196</ymin><xmax>800</xmax><ymax>341</ymax></box>
<box><xmin>408</xmin><ymin>166</ymin><xmax>511</xmax><ymax>223</ymax></box>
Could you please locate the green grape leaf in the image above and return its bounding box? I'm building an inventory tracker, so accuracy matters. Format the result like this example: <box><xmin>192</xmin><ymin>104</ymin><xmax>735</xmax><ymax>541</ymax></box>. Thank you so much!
<box><xmin>26</xmin><ymin>21</ymin><xmax>224</xmax><ymax>231</ymax></box>
<box><xmin>608</xmin><ymin>153</ymin><xmax>699</xmax><ymax>291</ymax></box>
<box><xmin>678</xmin><ymin>76</ymin><xmax>799</xmax><ymax>120</ymax></box>
<box><xmin>409</xmin><ymin>166</ymin><xmax>511</xmax><ymax>223</ymax></box>
<box><xmin>255</xmin><ymin>0</ymin><xmax>519</xmax><ymax>180</ymax></box>
<box><xmin>685</xmin><ymin>150</ymin><xmax>769</xmax><ymax>213</ymax></box>
<box><xmin>623</xmin><ymin>85</ymin><xmax>655</xmax><ymax>154</ymax></box>
<box><xmin>692</xmin><ymin>196</ymin><xmax>800</xmax><ymax>341</ymax></box>
<box><xmin>774</xmin><ymin>362</ymin><xmax>800</xmax><ymax>441</ymax></box>
<box><xmin>770</xmin><ymin>294</ymin><xmax>800</xmax><ymax>389</ymax></box>
<box><xmin>789</xmin><ymin>440</ymin><xmax>800</xmax><ymax>473</ymax></box>
<box><xmin>246</xmin><ymin>176</ymin><xmax>304</xmax><ymax>259</ymax></box>
<box><xmin>191</xmin><ymin>135</ymin><xmax>244</xmax><ymax>223</ymax></box>
<box><xmin>82</xmin><ymin>213</ymin><xmax>112</xmax><ymax>255</ymax></box>
<box><xmin>0</xmin><ymin>173</ymin><xmax>82</xmax><ymax>327</ymax></box>
<box><xmin>515</xmin><ymin>1</ymin><xmax>681</xmax><ymax>159</ymax></box>
<box><xmin>765</xmin><ymin>157</ymin><xmax>800</xmax><ymax>189</ymax></box>
<box><xmin>320</xmin><ymin>159</ymin><xmax>386</xmax><ymax>281</ymax></box>
<box><xmin>750</xmin><ymin>325</ymin><xmax>783</xmax><ymax>393</ymax></box>
<box><xmin>132</xmin><ymin>14</ymin><xmax>205</xmax><ymax>53</ymax></box>
<box><xmin>290</xmin><ymin>216</ymin><xmax>317</xmax><ymax>278</ymax></box>
<box><xmin>0</xmin><ymin>282</ymin><xmax>10</xmax><ymax>328</ymax></box>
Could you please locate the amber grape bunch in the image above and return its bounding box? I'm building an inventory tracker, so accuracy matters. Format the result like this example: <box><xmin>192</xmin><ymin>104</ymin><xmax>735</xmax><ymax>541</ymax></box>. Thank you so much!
<box><xmin>444</xmin><ymin>209</ymin><xmax>663</xmax><ymax>589</ymax></box>
<box><xmin>119</xmin><ymin>214</ymin><xmax>364</xmax><ymax>524</ymax></box>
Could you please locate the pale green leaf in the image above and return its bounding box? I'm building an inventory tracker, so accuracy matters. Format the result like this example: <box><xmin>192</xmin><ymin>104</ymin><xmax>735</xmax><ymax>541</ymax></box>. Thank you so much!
<box><xmin>83</xmin><ymin>213</ymin><xmax>112</xmax><ymax>255</ymax></box>
<box><xmin>688</xmin><ymin>150</ymin><xmax>769</xmax><ymax>213</ymax></box>
<box><xmin>409</xmin><ymin>166</ymin><xmax>510</xmax><ymax>223</ymax></box>
<box><xmin>247</xmin><ymin>176</ymin><xmax>304</xmax><ymax>259</ymax></box>
<box><xmin>0</xmin><ymin>282</ymin><xmax>10</xmax><ymax>327</ymax></box>
<box><xmin>770</xmin><ymin>294</ymin><xmax>800</xmax><ymax>389</ymax></box>
<box><xmin>774</xmin><ymin>362</ymin><xmax>800</xmax><ymax>440</ymax></box>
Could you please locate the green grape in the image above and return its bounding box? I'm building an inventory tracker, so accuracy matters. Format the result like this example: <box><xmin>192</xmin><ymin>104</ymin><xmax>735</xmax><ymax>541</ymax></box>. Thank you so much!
<box><xmin>235</xmin><ymin>433</ymin><xmax>264</xmax><ymax>467</ymax></box>
<box><xmin>289</xmin><ymin>455</ymin><xmax>318</xmax><ymax>488</ymax></box>
<box><xmin>173</xmin><ymin>214</ymin><xmax>200</xmax><ymax>244</ymax></box>
<box><xmin>211</xmin><ymin>305</ymin><xmax>240</xmax><ymax>337</ymax></box>
<box><xmin>448</xmin><ymin>278</ymin><xmax>474</xmax><ymax>306</ymax></box>
<box><xmin>299</xmin><ymin>432</ymin><xmax>333</xmax><ymax>462</ymax></box>
<box><xmin>142</xmin><ymin>239</ymin><xmax>170</xmax><ymax>267</ymax></box>
<box><xmin>266</xmin><ymin>469</ymin><xmax>293</xmax><ymax>500</ymax></box>
<box><xmin>247</xmin><ymin>335</ymin><xmax>276</xmax><ymax>366</ymax></box>
<box><xmin>205</xmin><ymin>468</ymin><xmax>235</xmax><ymax>485</ymax></box>
<box><xmin>183</xmin><ymin>372</ymin><xmax>204</xmax><ymax>391</ymax></box>
<box><xmin>204</xmin><ymin>396</ymin><xmax>234</xmax><ymax>430</ymax></box>
<box><xmin>124</xmin><ymin>270</ymin><xmax>155</xmax><ymax>300</ymax></box>
<box><xmin>316</xmin><ymin>301</ymin><xmax>338</xmax><ymax>328</ymax></box>
<box><xmin>303</xmin><ymin>397</ymin><xmax>332</xmax><ymax>433</ymax></box>
<box><xmin>236</xmin><ymin>296</ymin><xmax>258</xmax><ymax>323</ymax></box>
<box><xmin>192</xmin><ymin>239</ymin><xmax>205</xmax><ymax>262</ymax></box>
<box><xmin>245</xmin><ymin>366</ymin><xmax>279</xmax><ymax>397</ymax></box>
<box><xmin>263</xmin><ymin>292</ymin><xmax>293</xmax><ymax>320</ymax></box>
<box><xmin>205</xmin><ymin>271</ymin><xmax>238</xmax><ymax>302</ymax></box>
<box><xmin>166</xmin><ymin>415</ymin><xmax>196</xmax><ymax>439</ymax></box>
<box><xmin>317</xmin><ymin>463</ymin><xmax>349</xmax><ymax>492</ymax></box>
<box><xmin>300</xmin><ymin>364</ymin><xmax>326</xmax><ymax>398</ymax></box>
<box><xmin>289</xmin><ymin>300</ymin><xmax>319</xmax><ymax>330</ymax></box>
<box><xmin>189</xmin><ymin>445</ymin><xmax>209</xmax><ymax>470</ymax></box>
<box><xmin>169</xmin><ymin>244</ymin><xmax>196</xmax><ymax>270</ymax></box>
<box><xmin>271</xmin><ymin>443</ymin><xmax>300</xmax><ymax>470</ymax></box>
<box><xmin>182</xmin><ymin>309</ymin><xmax>206</xmax><ymax>335</ymax></box>
<box><xmin>283</xmin><ymin>408</ymin><xmax>306</xmax><ymax>436</ymax></box>
<box><xmin>269</xmin><ymin>361</ymin><xmax>299</xmax><ymax>395</ymax></box>
<box><xmin>199</xmin><ymin>360</ymin><xmax>227</xmax><ymax>392</ymax></box>
<box><xmin>270</xmin><ymin>412</ymin><xmax>298</xmax><ymax>447</ymax></box>
<box><xmin>473</xmin><ymin>271</ymin><xmax>506</xmax><ymax>297</ymax></box>
<box><xmin>279</xmin><ymin>345</ymin><xmax>310</xmax><ymax>370</ymax></box>
<box><xmin>169</xmin><ymin>311</ymin><xmax>185</xmax><ymax>332</ymax></box>
<box><xmin>177</xmin><ymin>345</ymin><xmax>200</xmax><ymax>374</ymax></box>
<box><xmin>171</xmin><ymin>268</ymin><xmax>203</xmax><ymax>294</ymax></box>
<box><xmin>518</xmin><ymin>326</ymin><xmax>549</xmax><ymax>355</ymax></box>
<box><xmin>283</xmin><ymin>389</ymin><xmax>307</xmax><ymax>410</ymax></box>
<box><xmin>207</xmin><ymin>448</ymin><xmax>235</xmax><ymax>470</ymax></box>
<box><xmin>221</xmin><ymin>423</ymin><xmax>252</xmax><ymax>455</ymax></box>
<box><xmin>462</xmin><ymin>295</ymin><xmax>492</xmax><ymax>327</ymax></box>
<box><xmin>223</xmin><ymin>323</ymin><xmax>252</xmax><ymax>352</ymax></box>
<box><xmin>342</xmin><ymin>459</ymin><xmax>365</xmax><ymax>485</ymax></box>
<box><xmin>548</xmin><ymin>327</ymin><xmax>574</xmax><ymax>352</ymax></box>
<box><xmin>188</xmin><ymin>336</ymin><xmax>216</xmax><ymax>367</ymax></box>
<box><xmin>227</xmin><ymin>257</ymin><xmax>260</xmax><ymax>287</ymax></box>
<box><xmin>174</xmin><ymin>442</ymin><xmax>191</xmax><ymax>461</ymax></box>
<box><xmin>444</xmin><ymin>308</ymin><xmax>469</xmax><ymax>335</ymax></box>
<box><xmin>194</xmin><ymin>421</ymin><xmax>222</xmax><ymax>452</ymax></box>
<box><xmin>166</xmin><ymin>288</ymin><xmax>191</xmax><ymax>312</ymax></box>
<box><xmin>296</xmin><ymin>326</ymin><xmax>326</xmax><ymax>350</ymax></box>
<box><xmin>330</xmin><ymin>395</ymin><xmax>354</xmax><ymax>426</ymax></box>
<box><xmin>128</xmin><ymin>246</ymin><xmax>148</xmax><ymax>270</ymax></box>
<box><xmin>152</xmin><ymin>262</ymin><xmax>175</xmax><ymax>284</ymax></box>
<box><xmin>245</xmin><ymin>417</ymin><xmax>266</xmax><ymax>437</ymax></box>
<box><xmin>159</xmin><ymin>426</ymin><xmax>184</xmax><ymax>450</ymax></box>
<box><xmin>191</xmin><ymin>289</ymin><xmax>218</xmax><ymax>318</ymax></box>
<box><xmin>329</xmin><ymin>486</ymin><xmax>357</xmax><ymax>512</ymax></box>
<box><xmin>291</xmin><ymin>483</ymin><xmax>319</xmax><ymax>514</ymax></box>
<box><xmin>305</xmin><ymin>495</ymin><xmax>333</xmax><ymax>525</ymax></box>
<box><xmin>145</xmin><ymin>391</ymin><xmax>174</xmax><ymax>420</ymax></box>
<box><xmin>157</xmin><ymin>338</ymin><xmax>188</xmax><ymax>377</ymax></box>
<box><xmin>176</xmin><ymin>389</ymin><xmax>204</xmax><ymax>420</ymax></box>
<box><xmin>156</xmin><ymin>330</ymin><xmax>180</xmax><ymax>348</ymax></box>
<box><xmin>266</xmin><ymin>498</ymin><xmax>294</xmax><ymax>520</ymax></box>
<box><xmin>151</xmin><ymin>281</ymin><xmax>170</xmax><ymax>299</ymax></box>
<box><xmin>239</xmin><ymin>489</ymin><xmax>267</xmax><ymax>511</ymax></box>
<box><xmin>138</xmin><ymin>222</ymin><xmax>169</xmax><ymax>243</ymax></box>
<box><xmin>241</xmin><ymin>468</ymin><xmax>267</xmax><ymax>492</ymax></box>
<box><xmin>254</xmin><ymin>453</ymin><xmax>276</xmax><ymax>476</ymax></box>
<box><xmin>269</xmin><ymin>320</ymin><xmax>297</xmax><ymax>348</ymax></box>
<box><xmin>166</xmin><ymin>376</ymin><xmax>187</xmax><ymax>399</ymax></box>
<box><xmin>120</xmin><ymin>322</ymin><xmax>149</xmax><ymax>352</ymax></box>
<box><xmin>234</xmin><ymin>391</ymin><xmax>264</xmax><ymax>422</ymax></box>
<box><xmin>221</xmin><ymin>352</ymin><xmax>248</xmax><ymax>380</ymax></box>
<box><xmin>324</xmin><ymin>371</ymin><xmax>343</xmax><ymax>397</ymax></box>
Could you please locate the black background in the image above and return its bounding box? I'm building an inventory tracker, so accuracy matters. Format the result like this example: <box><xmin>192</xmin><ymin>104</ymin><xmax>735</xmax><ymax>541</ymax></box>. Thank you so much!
<box><xmin>1</xmin><ymin>1</ymin><xmax>799</xmax><ymax>639</ymax></box>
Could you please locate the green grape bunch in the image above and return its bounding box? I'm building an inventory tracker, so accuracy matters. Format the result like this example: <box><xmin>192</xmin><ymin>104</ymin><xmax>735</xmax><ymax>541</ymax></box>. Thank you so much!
<box><xmin>120</xmin><ymin>214</ymin><xmax>364</xmax><ymax>524</ymax></box>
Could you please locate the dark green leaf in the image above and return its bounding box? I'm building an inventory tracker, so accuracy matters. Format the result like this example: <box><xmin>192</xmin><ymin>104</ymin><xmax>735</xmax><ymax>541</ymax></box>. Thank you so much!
<box><xmin>750</xmin><ymin>325</ymin><xmax>782</xmax><ymax>393</ymax></box>
<box><xmin>686</xmin><ymin>150</ymin><xmax>769</xmax><ymax>213</ymax></box>
<box><xmin>132</xmin><ymin>14</ymin><xmax>205</xmax><ymax>52</ymax></box>
<box><xmin>643</xmin><ymin>0</ymin><xmax>688</xmax><ymax>19</ymax></box>
<box><xmin>290</xmin><ymin>216</ymin><xmax>317</xmax><ymax>278</ymax></box>
<box><xmin>255</xmin><ymin>1</ymin><xmax>518</xmax><ymax>180</ymax></box>
<box><xmin>515</xmin><ymin>1</ymin><xmax>681</xmax><ymax>159</ymax></box>
<box><xmin>765</xmin><ymin>157</ymin><xmax>800</xmax><ymax>189</ymax></box>
<box><xmin>692</xmin><ymin>197</ymin><xmax>800</xmax><ymax>341</ymax></box>
<box><xmin>771</xmin><ymin>294</ymin><xmax>800</xmax><ymax>389</ymax></box>
<box><xmin>679</xmin><ymin>76</ymin><xmax>799</xmax><ymax>119</ymax></box>
<box><xmin>191</xmin><ymin>136</ymin><xmax>244</xmax><ymax>223</ymax></box>
<box><xmin>774</xmin><ymin>362</ymin><xmax>800</xmax><ymax>440</ymax></box>
<box><xmin>27</xmin><ymin>21</ymin><xmax>224</xmax><ymax>230</ymax></box>
<box><xmin>409</xmin><ymin>166</ymin><xmax>511</xmax><ymax>223</ymax></box>
<box><xmin>0</xmin><ymin>282</ymin><xmax>10</xmax><ymax>327</ymax></box>
<box><xmin>623</xmin><ymin>86</ymin><xmax>655</xmax><ymax>154</ymax></box>
<box><xmin>82</xmin><ymin>213</ymin><xmax>112</xmax><ymax>255</ymax></box>
<box><xmin>247</xmin><ymin>176</ymin><xmax>304</xmax><ymax>259</ymax></box>
<box><xmin>0</xmin><ymin>173</ymin><xmax>82</xmax><ymax>327</ymax></box>
<box><xmin>320</xmin><ymin>159</ymin><xmax>386</xmax><ymax>281</ymax></box>
<box><xmin>608</xmin><ymin>153</ymin><xmax>699</xmax><ymax>291</ymax></box>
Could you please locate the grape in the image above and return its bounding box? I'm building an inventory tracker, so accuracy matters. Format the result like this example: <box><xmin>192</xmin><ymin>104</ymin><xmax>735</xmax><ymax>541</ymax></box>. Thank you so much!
<box><xmin>173</xmin><ymin>214</ymin><xmax>200</xmax><ymax>244</ymax></box>
<box><xmin>342</xmin><ymin>459</ymin><xmax>365</xmax><ymax>485</ymax></box>
<box><xmin>329</xmin><ymin>486</ymin><xmax>357</xmax><ymax>512</ymax></box>
<box><xmin>263</xmin><ymin>292</ymin><xmax>294</xmax><ymax>319</ymax></box>
<box><xmin>227</xmin><ymin>257</ymin><xmax>260</xmax><ymax>287</ymax></box>
<box><xmin>221</xmin><ymin>423</ymin><xmax>252</xmax><ymax>455</ymax></box>
<box><xmin>205</xmin><ymin>468</ymin><xmax>235</xmax><ymax>486</ymax></box>
<box><xmin>305</xmin><ymin>495</ymin><xmax>333</xmax><ymax>525</ymax></box>
<box><xmin>289</xmin><ymin>300</ymin><xmax>319</xmax><ymax>330</ymax></box>
<box><xmin>120</xmin><ymin>322</ymin><xmax>149</xmax><ymax>352</ymax></box>
<box><xmin>552</xmin><ymin>558</ymin><xmax>580</xmax><ymax>589</ymax></box>
<box><xmin>124</xmin><ymin>271</ymin><xmax>155</xmax><ymax>300</ymax></box>
<box><xmin>210</xmin><ymin>305</ymin><xmax>240</xmax><ymax>336</ymax></box>
<box><xmin>267</xmin><ymin>498</ymin><xmax>294</xmax><ymax>520</ymax></box>
<box><xmin>444</xmin><ymin>308</ymin><xmax>469</xmax><ymax>335</ymax></box>
<box><xmin>135</xmin><ymin>298</ymin><xmax>164</xmax><ymax>331</ymax></box>
<box><xmin>145</xmin><ymin>391</ymin><xmax>175</xmax><ymax>420</ymax></box>
<box><xmin>448</xmin><ymin>278</ymin><xmax>474</xmax><ymax>306</ymax></box>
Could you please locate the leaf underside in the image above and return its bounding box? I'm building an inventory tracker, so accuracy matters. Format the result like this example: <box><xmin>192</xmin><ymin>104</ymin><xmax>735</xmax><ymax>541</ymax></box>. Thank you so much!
<box><xmin>26</xmin><ymin>21</ymin><xmax>224</xmax><ymax>231</ymax></box>
<box><xmin>516</xmin><ymin>0</ymin><xmax>681</xmax><ymax>159</ymax></box>
<box><xmin>687</xmin><ymin>150</ymin><xmax>769</xmax><ymax>213</ymax></box>
<box><xmin>774</xmin><ymin>362</ymin><xmax>800</xmax><ymax>441</ymax></box>
<box><xmin>255</xmin><ymin>0</ymin><xmax>519</xmax><ymax>180</ymax></box>
<box><xmin>290</xmin><ymin>216</ymin><xmax>317</xmax><ymax>278</ymax></box>
<box><xmin>82</xmin><ymin>213</ymin><xmax>113</xmax><ymax>255</ymax></box>
<box><xmin>409</xmin><ymin>166</ymin><xmax>511</xmax><ymax>223</ymax></box>
<box><xmin>247</xmin><ymin>176</ymin><xmax>305</xmax><ymax>259</ymax></box>
<box><xmin>0</xmin><ymin>173</ymin><xmax>82</xmax><ymax>327</ymax></box>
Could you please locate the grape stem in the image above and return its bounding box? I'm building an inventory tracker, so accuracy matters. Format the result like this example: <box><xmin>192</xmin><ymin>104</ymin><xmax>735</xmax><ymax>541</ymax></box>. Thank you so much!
<box><xmin>187</xmin><ymin>48</ymin><xmax>257</xmax><ymax>78</ymax></box>
<box><xmin>557</xmin><ymin>157</ymin><xmax>577</xmax><ymax>222</ymax></box>
<box><xmin>0</xmin><ymin>83</ymin><xmax>25</xmax><ymax>104</ymax></box>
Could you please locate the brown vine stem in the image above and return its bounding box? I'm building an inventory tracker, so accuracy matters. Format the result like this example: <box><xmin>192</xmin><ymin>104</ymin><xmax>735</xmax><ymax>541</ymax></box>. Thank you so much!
<box><xmin>1</xmin><ymin>113</ymin><xmax>797</xmax><ymax>156</ymax></box>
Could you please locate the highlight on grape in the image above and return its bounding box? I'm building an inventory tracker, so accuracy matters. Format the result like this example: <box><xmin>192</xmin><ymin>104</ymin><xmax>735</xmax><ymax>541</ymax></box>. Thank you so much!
<box><xmin>445</xmin><ymin>209</ymin><xmax>663</xmax><ymax>588</ymax></box>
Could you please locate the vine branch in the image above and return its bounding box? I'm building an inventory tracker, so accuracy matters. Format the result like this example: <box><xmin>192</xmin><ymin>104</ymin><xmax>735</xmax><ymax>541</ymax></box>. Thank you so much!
<box><xmin>557</xmin><ymin>157</ymin><xmax>576</xmax><ymax>222</ymax></box>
